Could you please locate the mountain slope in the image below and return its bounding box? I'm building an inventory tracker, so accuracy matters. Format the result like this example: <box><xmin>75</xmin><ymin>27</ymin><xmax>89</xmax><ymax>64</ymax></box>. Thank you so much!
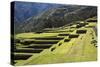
<box><xmin>15</xmin><ymin>5</ymin><xmax>97</xmax><ymax>33</ymax></box>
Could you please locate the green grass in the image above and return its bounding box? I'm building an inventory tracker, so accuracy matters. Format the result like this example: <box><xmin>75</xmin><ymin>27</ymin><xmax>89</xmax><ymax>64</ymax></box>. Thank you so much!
<box><xmin>15</xmin><ymin>28</ymin><xmax>97</xmax><ymax>65</ymax></box>
<box><xmin>14</xmin><ymin>18</ymin><xmax>97</xmax><ymax>66</ymax></box>
<box><xmin>16</xmin><ymin>33</ymin><xmax>59</xmax><ymax>39</ymax></box>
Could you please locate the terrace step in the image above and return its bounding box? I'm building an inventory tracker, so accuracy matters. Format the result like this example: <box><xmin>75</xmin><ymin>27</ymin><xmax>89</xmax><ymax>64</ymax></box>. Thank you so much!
<box><xmin>14</xmin><ymin>48</ymin><xmax>43</xmax><ymax>53</ymax></box>
<box><xmin>20</xmin><ymin>40</ymin><xmax>60</xmax><ymax>45</ymax></box>
<box><xmin>76</xmin><ymin>30</ymin><xmax>87</xmax><ymax>34</ymax></box>
<box><xmin>69</xmin><ymin>34</ymin><xmax>79</xmax><ymax>38</ymax></box>
<box><xmin>87</xmin><ymin>20</ymin><xmax>97</xmax><ymax>22</ymax></box>
<box><xmin>13</xmin><ymin>53</ymin><xmax>33</xmax><ymax>60</ymax></box>
<box><xmin>33</xmin><ymin>40</ymin><xmax>59</xmax><ymax>44</ymax></box>
<box><xmin>33</xmin><ymin>37</ymin><xmax>64</xmax><ymax>40</ymax></box>
<box><xmin>21</xmin><ymin>44</ymin><xmax>53</xmax><ymax>47</ymax></box>
<box><xmin>58</xmin><ymin>34</ymin><xmax>69</xmax><ymax>36</ymax></box>
<box><xmin>45</xmin><ymin>31</ymin><xmax>68</xmax><ymax>33</ymax></box>
<box><xmin>24</xmin><ymin>44</ymin><xmax>52</xmax><ymax>49</ymax></box>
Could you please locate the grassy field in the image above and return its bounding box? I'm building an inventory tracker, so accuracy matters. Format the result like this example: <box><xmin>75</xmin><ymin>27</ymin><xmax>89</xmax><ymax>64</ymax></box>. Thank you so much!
<box><xmin>13</xmin><ymin>18</ymin><xmax>97</xmax><ymax>66</ymax></box>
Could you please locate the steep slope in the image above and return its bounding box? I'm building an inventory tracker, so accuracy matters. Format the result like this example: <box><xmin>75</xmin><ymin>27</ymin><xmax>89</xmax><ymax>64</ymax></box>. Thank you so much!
<box><xmin>14</xmin><ymin>1</ymin><xmax>62</xmax><ymax>23</ymax></box>
<box><xmin>15</xmin><ymin>6</ymin><xmax>97</xmax><ymax>33</ymax></box>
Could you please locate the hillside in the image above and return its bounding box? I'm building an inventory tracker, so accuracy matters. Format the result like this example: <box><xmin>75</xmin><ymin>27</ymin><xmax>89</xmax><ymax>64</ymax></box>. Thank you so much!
<box><xmin>13</xmin><ymin>17</ymin><xmax>97</xmax><ymax>65</ymax></box>
<box><xmin>14</xmin><ymin>5</ymin><xmax>97</xmax><ymax>33</ymax></box>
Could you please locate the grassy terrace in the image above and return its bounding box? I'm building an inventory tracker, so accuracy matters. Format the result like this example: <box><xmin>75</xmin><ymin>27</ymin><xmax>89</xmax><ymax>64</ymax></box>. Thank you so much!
<box><xmin>13</xmin><ymin>18</ymin><xmax>97</xmax><ymax>66</ymax></box>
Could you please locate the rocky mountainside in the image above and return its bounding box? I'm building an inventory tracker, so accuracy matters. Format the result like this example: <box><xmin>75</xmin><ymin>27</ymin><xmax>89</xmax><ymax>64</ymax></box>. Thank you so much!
<box><xmin>15</xmin><ymin>5</ymin><xmax>97</xmax><ymax>33</ymax></box>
